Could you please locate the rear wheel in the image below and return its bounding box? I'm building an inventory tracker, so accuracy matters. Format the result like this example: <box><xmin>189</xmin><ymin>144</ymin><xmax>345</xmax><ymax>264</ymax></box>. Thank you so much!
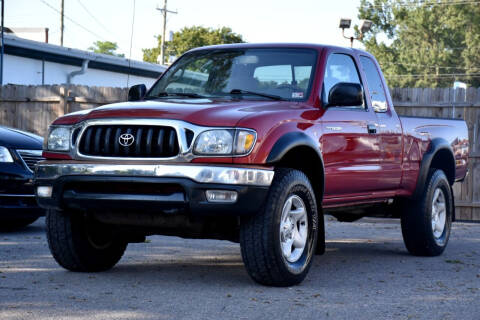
<box><xmin>401</xmin><ymin>169</ymin><xmax>453</xmax><ymax>256</ymax></box>
<box><xmin>46</xmin><ymin>209</ymin><xmax>127</xmax><ymax>272</ymax></box>
<box><xmin>240</xmin><ymin>168</ymin><xmax>318</xmax><ymax>286</ymax></box>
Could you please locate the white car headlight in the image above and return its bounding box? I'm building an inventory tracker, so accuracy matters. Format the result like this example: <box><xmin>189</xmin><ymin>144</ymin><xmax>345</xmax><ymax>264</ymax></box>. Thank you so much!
<box><xmin>194</xmin><ymin>130</ymin><xmax>233</xmax><ymax>155</ymax></box>
<box><xmin>47</xmin><ymin>127</ymin><xmax>71</xmax><ymax>151</ymax></box>
<box><xmin>0</xmin><ymin>146</ymin><xmax>13</xmax><ymax>162</ymax></box>
<box><xmin>193</xmin><ymin>129</ymin><xmax>256</xmax><ymax>156</ymax></box>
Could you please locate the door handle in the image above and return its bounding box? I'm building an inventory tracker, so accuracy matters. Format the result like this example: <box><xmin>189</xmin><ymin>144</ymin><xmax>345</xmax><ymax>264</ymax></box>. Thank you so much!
<box><xmin>367</xmin><ymin>124</ymin><xmax>377</xmax><ymax>134</ymax></box>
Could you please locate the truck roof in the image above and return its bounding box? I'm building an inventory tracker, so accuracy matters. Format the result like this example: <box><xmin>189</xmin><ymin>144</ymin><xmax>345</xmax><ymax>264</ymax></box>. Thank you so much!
<box><xmin>187</xmin><ymin>42</ymin><xmax>369</xmax><ymax>55</ymax></box>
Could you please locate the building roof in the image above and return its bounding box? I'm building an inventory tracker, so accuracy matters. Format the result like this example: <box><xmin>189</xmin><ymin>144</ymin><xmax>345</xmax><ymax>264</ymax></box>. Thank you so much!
<box><xmin>3</xmin><ymin>34</ymin><xmax>166</xmax><ymax>78</ymax></box>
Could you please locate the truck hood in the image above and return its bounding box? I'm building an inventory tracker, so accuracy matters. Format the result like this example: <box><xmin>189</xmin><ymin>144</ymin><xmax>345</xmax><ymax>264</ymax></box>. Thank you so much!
<box><xmin>54</xmin><ymin>98</ymin><xmax>298</xmax><ymax>127</ymax></box>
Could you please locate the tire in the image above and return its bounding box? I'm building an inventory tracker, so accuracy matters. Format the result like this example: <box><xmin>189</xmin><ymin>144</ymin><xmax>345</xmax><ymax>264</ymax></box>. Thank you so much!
<box><xmin>401</xmin><ymin>169</ymin><xmax>453</xmax><ymax>256</ymax></box>
<box><xmin>46</xmin><ymin>209</ymin><xmax>127</xmax><ymax>272</ymax></box>
<box><xmin>0</xmin><ymin>217</ymin><xmax>39</xmax><ymax>231</ymax></box>
<box><xmin>240</xmin><ymin>168</ymin><xmax>318</xmax><ymax>286</ymax></box>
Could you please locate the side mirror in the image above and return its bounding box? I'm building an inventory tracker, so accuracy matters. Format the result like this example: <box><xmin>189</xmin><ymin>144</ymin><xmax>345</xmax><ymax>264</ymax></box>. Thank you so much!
<box><xmin>327</xmin><ymin>82</ymin><xmax>364</xmax><ymax>107</ymax></box>
<box><xmin>128</xmin><ymin>84</ymin><xmax>147</xmax><ymax>101</ymax></box>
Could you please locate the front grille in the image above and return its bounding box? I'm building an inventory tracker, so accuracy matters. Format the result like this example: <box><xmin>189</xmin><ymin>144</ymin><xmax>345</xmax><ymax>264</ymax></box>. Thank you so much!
<box><xmin>17</xmin><ymin>150</ymin><xmax>45</xmax><ymax>172</ymax></box>
<box><xmin>78</xmin><ymin>125</ymin><xmax>180</xmax><ymax>158</ymax></box>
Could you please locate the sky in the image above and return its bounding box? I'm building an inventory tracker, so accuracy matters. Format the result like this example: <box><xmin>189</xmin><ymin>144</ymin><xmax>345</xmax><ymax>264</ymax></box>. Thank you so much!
<box><xmin>6</xmin><ymin>0</ymin><xmax>363</xmax><ymax>62</ymax></box>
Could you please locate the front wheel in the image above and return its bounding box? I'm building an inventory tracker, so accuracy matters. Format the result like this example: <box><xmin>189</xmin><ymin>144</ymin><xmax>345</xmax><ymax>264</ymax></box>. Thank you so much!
<box><xmin>46</xmin><ymin>209</ymin><xmax>127</xmax><ymax>272</ymax></box>
<box><xmin>401</xmin><ymin>169</ymin><xmax>453</xmax><ymax>256</ymax></box>
<box><xmin>240</xmin><ymin>168</ymin><xmax>318</xmax><ymax>286</ymax></box>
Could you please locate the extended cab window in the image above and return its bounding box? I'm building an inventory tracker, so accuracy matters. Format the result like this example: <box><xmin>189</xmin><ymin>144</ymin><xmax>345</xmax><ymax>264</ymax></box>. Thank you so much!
<box><xmin>147</xmin><ymin>49</ymin><xmax>317</xmax><ymax>101</ymax></box>
<box><xmin>322</xmin><ymin>53</ymin><xmax>363</xmax><ymax>108</ymax></box>
<box><xmin>360</xmin><ymin>56</ymin><xmax>388</xmax><ymax>112</ymax></box>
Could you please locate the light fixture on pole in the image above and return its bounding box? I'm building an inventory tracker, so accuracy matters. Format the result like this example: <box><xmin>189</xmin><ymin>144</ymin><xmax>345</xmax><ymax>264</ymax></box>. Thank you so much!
<box><xmin>339</xmin><ymin>18</ymin><xmax>372</xmax><ymax>47</ymax></box>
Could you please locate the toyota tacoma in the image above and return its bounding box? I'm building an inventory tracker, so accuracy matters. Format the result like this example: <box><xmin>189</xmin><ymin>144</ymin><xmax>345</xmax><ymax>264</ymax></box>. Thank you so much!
<box><xmin>35</xmin><ymin>43</ymin><xmax>469</xmax><ymax>286</ymax></box>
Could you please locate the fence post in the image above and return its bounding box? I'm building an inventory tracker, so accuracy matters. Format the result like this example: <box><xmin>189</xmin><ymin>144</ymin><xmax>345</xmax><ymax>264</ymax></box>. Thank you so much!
<box><xmin>59</xmin><ymin>86</ymin><xmax>66</xmax><ymax>115</ymax></box>
<box><xmin>59</xmin><ymin>85</ymin><xmax>72</xmax><ymax>115</ymax></box>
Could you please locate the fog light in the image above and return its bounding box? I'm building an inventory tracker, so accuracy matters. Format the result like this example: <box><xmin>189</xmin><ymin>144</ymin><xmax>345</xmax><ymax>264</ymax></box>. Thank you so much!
<box><xmin>37</xmin><ymin>186</ymin><xmax>53</xmax><ymax>198</ymax></box>
<box><xmin>205</xmin><ymin>190</ymin><xmax>238</xmax><ymax>203</ymax></box>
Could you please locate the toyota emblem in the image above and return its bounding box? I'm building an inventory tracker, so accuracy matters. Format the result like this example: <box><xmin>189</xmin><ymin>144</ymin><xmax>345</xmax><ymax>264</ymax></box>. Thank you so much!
<box><xmin>119</xmin><ymin>133</ymin><xmax>135</xmax><ymax>147</ymax></box>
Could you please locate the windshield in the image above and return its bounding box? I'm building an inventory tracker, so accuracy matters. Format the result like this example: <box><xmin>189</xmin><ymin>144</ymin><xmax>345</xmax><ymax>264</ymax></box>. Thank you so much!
<box><xmin>147</xmin><ymin>48</ymin><xmax>317</xmax><ymax>101</ymax></box>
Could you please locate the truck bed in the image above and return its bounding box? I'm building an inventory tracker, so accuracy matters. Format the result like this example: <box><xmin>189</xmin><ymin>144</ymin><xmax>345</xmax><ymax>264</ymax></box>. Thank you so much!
<box><xmin>399</xmin><ymin>116</ymin><xmax>469</xmax><ymax>182</ymax></box>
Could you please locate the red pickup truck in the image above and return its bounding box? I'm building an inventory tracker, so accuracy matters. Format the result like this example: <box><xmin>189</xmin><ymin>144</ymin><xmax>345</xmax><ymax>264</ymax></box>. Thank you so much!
<box><xmin>35</xmin><ymin>43</ymin><xmax>469</xmax><ymax>286</ymax></box>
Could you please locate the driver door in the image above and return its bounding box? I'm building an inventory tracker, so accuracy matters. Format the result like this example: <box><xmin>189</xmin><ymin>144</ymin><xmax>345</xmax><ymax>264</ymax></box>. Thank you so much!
<box><xmin>321</xmin><ymin>53</ymin><xmax>382</xmax><ymax>200</ymax></box>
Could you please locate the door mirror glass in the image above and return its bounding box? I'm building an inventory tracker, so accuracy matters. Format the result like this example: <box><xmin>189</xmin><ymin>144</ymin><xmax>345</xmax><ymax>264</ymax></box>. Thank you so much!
<box><xmin>128</xmin><ymin>84</ymin><xmax>147</xmax><ymax>101</ymax></box>
<box><xmin>327</xmin><ymin>82</ymin><xmax>364</xmax><ymax>107</ymax></box>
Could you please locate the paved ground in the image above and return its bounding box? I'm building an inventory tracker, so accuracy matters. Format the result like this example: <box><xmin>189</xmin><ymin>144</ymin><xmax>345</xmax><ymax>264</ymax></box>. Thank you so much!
<box><xmin>0</xmin><ymin>217</ymin><xmax>479</xmax><ymax>320</ymax></box>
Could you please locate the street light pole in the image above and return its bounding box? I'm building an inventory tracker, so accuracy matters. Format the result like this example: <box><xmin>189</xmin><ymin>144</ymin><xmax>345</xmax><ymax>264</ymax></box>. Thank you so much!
<box><xmin>341</xmin><ymin>29</ymin><xmax>354</xmax><ymax>48</ymax></box>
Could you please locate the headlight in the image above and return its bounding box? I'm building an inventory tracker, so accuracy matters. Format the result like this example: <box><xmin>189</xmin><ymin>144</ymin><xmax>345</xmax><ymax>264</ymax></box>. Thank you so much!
<box><xmin>47</xmin><ymin>127</ymin><xmax>71</xmax><ymax>151</ymax></box>
<box><xmin>0</xmin><ymin>146</ymin><xmax>13</xmax><ymax>162</ymax></box>
<box><xmin>194</xmin><ymin>130</ymin><xmax>233</xmax><ymax>155</ymax></box>
<box><xmin>193</xmin><ymin>129</ymin><xmax>256</xmax><ymax>156</ymax></box>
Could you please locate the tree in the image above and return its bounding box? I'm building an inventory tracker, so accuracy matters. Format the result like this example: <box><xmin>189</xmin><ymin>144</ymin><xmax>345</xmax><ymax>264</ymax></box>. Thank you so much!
<box><xmin>89</xmin><ymin>41</ymin><xmax>125</xmax><ymax>57</ymax></box>
<box><xmin>142</xmin><ymin>26</ymin><xmax>244</xmax><ymax>64</ymax></box>
<box><xmin>357</xmin><ymin>0</ymin><xmax>480</xmax><ymax>87</ymax></box>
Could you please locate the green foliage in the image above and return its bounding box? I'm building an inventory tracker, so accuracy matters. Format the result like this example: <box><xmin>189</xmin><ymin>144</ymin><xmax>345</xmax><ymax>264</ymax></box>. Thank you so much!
<box><xmin>358</xmin><ymin>0</ymin><xmax>480</xmax><ymax>87</ymax></box>
<box><xmin>88</xmin><ymin>41</ymin><xmax>125</xmax><ymax>57</ymax></box>
<box><xmin>142</xmin><ymin>26</ymin><xmax>244</xmax><ymax>64</ymax></box>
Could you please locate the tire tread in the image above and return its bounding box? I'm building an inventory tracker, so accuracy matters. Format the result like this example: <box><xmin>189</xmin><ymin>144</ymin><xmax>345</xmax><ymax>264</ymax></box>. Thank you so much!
<box><xmin>240</xmin><ymin>168</ymin><xmax>318</xmax><ymax>286</ymax></box>
<box><xmin>46</xmin><ymin>209</ymin><xmax>126</xmax><ymax>272</ymax></box>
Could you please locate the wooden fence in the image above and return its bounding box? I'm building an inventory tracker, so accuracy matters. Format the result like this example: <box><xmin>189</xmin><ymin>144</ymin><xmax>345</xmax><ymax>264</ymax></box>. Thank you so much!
<box><xmin>0</xmin><ymin>85</ymin><xmax>479</xmax><ymax>221</ymax></box>
<box><xmin>0</xmin><ymin>85</ymin><xmax>127</xmax><ymax>137</ymax></box>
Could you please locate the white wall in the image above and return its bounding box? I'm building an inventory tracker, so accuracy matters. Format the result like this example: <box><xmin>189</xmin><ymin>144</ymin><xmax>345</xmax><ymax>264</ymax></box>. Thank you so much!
<box><xmin>3</xmin><ymin>54</ymin><xmax>158</xmax><ymax>88</ymax></box>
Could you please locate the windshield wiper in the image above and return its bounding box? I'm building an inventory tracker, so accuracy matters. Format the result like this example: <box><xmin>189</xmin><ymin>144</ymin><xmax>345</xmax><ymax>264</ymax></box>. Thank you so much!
<box><xmin>229</xmin><ymin>89</ymin><xmax>283</xmax><ymax>101</ymax></box>
<box><xmin>146</xmin><ymin>92</ymin><xmax>206</xmax><ymax>99</ymax></box>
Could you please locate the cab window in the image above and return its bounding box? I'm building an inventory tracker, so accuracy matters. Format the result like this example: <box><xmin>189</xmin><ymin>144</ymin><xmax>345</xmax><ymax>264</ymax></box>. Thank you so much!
<box><xmin>322</xmin><ymin>53</ymin><xmax>363</xmax><ymax>108</ymax></box>
<box><xmin>360</xmin><ymin>56</ymin><xmax>388</xmax><ymax>112</ymax></box>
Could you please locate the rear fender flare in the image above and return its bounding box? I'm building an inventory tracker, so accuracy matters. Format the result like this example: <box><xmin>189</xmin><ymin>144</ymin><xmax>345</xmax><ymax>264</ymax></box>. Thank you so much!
<box><xmin>413</xmin><ymin>138</ymin><xmax>455</xmax><ymax>200</ymax></box>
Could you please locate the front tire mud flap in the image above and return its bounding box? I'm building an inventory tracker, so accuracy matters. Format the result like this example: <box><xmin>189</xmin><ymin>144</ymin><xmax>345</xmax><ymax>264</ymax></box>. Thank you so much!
<box><xmin>315</xmin><ymin>208</ymin><xmax>325</xmax><ymax>255</ymax></box>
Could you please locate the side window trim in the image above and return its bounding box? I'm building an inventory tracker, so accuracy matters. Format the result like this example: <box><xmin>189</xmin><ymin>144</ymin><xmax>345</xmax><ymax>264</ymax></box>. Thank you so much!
<box><xmin>322</xmin><ymin>52</ymin><xmax>367</xmax><ymax>111</ymax></box>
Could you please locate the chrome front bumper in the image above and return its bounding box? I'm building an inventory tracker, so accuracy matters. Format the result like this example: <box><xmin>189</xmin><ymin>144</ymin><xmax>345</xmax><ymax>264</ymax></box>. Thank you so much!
<box><xmin>35</xmin><ymin>162</ymin><xmax>275</xmax><ymax>187</ymax></box>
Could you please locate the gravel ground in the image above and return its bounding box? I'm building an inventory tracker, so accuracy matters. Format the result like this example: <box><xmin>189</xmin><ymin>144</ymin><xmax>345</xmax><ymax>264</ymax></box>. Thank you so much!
<box><xmin>0</xmin><ymin>217</ymin><xmax>479</xmax><ymax>320</ymax></box>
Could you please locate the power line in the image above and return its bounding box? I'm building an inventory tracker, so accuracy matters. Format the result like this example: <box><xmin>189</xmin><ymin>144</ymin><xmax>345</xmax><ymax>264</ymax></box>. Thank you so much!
<box><xmin>126</xmin><ymin>0</ymin><xmax>136</xmax><ymax>89</ymax></box>
<box><xmin>385</xmin><ymin>72</ymin><xmax>480</xmax><ymax>78</ymax></box>
<box><xmin>76</xmin><ymin>0</ymin><xmax>112</xmax><ymax>35</ymax></box>
<box><xmin>382</xmin><ymin>62</ymin><xmax>480</xmax><ymax>70</ymax></box>
<box><xmin>39</xmin><ymin>0</ymin><xmax>106</xmax><ymax>41</ymax></box>
<box><xmin>360</xmin><ymin>0</ymin><xmax>480</xmax><ymax>9</ymax></box>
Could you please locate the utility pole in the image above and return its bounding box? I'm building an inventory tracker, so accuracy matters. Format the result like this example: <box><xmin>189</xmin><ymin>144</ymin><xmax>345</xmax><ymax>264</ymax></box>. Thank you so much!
<box><xmin>156</xmin><ymin>0</ymin><xmax>177</xmax><ymax>65</ymax></box>
<box><xmin>60</xmin><ymin>0</ymin><xmax>64</xmax><ymax>46</ymax></box>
